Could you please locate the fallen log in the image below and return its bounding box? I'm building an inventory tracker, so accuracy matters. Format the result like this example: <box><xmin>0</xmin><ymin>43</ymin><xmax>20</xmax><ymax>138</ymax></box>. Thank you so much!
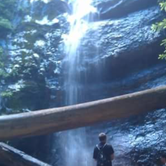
<box><xmin>0</xmin><ymin>86</ymin><xmax>166</xmax><ymax>141</ymax></box>
<box><xmin>0</xmin><ymin>142</ymin><xmax>51</xmax><ymax>166</ymax></box>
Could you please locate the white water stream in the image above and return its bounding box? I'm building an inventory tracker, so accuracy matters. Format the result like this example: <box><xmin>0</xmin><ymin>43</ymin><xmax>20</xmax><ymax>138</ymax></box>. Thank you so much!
<box><xmin>63</xmin><ymin>0</ymin><xmax>96</xmax><ymax>105</ymax></box>
<box><xmin>59</xmin><ymin>0</ymin><xmax>97</xmax><ymax>166</ymax></box>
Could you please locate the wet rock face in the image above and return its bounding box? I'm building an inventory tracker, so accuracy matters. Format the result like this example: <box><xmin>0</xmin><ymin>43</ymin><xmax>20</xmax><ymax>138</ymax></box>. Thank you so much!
<box><xmin>30</xmin><ymin>0</ymin><xmax>69</xmax><ymax>20</ymax></box>
<box><xmin>76</xmin><ymin>62</ymin><xmax>166</xmax><ymax>166</ymax></box>
<box><xmin>90</xmin><ymin>107</ymin><xmax>166</xmax><ymax>166</ymax></box>
<box><xmin>0</xmin><ymin>0</ymin><xmax>69</xmax><ymax>112</ymax></box>
<box><xmin>79</xmin><ymin>6</ymin><xmax>164</xmax><ymax>82</ymax></box>
<box><xmin>120</xmin><ymin>108</ymin><xmax>166</xmax><ymax>166</ymax></box>
<box><xmin>93</xmin><ymin>0</ymin><xmax>157</xmax><ymax>20</ymax></box>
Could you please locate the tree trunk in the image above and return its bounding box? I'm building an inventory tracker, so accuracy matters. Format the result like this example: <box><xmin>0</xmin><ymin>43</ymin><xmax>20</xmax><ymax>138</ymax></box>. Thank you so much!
<box><xmin>0</xmin><ymin>142</ymin><xmax>51</xmax><ymax>166</ymax></box>
<box><xmin>0</xmin><ymin>86</ymin><xmax>166</xmax><ymax>141</ymax></box>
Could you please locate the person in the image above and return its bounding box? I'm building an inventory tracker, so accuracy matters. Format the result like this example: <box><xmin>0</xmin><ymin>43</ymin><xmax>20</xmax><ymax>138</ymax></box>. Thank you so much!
<box><xmin>160</xmin><ymin>154</ymin><xmax>166</xmax><ymax>166</ymax></box>
<box><xmin>93</xmin><ymin>133</ymin><xmax>114</xmax><ymax>166</ymax></box>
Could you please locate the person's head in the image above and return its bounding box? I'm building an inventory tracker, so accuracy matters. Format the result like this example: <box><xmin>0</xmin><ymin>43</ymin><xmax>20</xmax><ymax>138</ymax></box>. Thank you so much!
<box><xmin>98</xmin><ymin>133</ymin><xmax>107</xmax><ymax>144</ymax></box>
<box><xmin>160</xmin><ymin>154</ymin><xmax>166</xmax><ymax>164</ymax></box>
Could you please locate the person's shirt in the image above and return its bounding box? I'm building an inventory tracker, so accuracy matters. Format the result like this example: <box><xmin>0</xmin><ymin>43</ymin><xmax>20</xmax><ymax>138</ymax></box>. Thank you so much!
<box><xmin>93</xmin><ymin>143</ymin><xmax>114</xmax><ymax>166</ymax></box>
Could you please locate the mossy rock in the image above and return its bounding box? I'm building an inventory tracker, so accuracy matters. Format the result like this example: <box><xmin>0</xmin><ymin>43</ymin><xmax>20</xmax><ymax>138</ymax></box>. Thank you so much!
<box><xmin>1</xmin><ymin>79</ymin><xmax>50</xmax><ymax>114</ymax></box>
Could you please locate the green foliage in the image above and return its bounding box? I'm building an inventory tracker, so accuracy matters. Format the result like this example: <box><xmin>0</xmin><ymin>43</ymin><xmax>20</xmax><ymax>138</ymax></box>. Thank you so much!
<box><xmin>158</xmin><ymin>39</ymin><xmax>166</xmax><ymax>60</ymax></box>
<box><xmin>0</xmin><ymin>0</ymin><xmax>17</xmax><ymax>37</ymax></box>
<box><xmin>0</xmin><ymin>17</ymin><xmax>13</xmax><ymax>34</ymax></box>
<box><xmin>0</xmin><ymin>0</ymin><xmax>61</xmax><ymax>114</ymax></box>
<box><xmin>1</xmin><ymin>91</ymin><xmax>13</xmax><ymax>98</ymax></box>
<box><xmin>152</xmin><ymin>1</ymin><xmax>166</xmax><ymax>60</ymax></box>
<box><xmin>0</xmin><ymin>47</ymin><xmax>2</xmax><ymax>54</ymax></box>
<box><xmin>0</xmin><ymin>46</ymin><xmax>50</xmax><ymax>113</ymax></box>
<box><xmin>152</xmin><ymin>19</ymin><xmax>166</xmax><ymax>32</ymax></box>
<box><xmin>0</xmin><ymin>0</ymin><xmax>17</xmax><ymax>20</ymax></box>
<box><xmin>159</xmin><ymin>1</ymin><xmax>166</xmax><ymax>11</ymax></box>
<box><xmin>0</xmin><ymin>47</ymin><xmax>9</xmax><ymax>77</ymax></box>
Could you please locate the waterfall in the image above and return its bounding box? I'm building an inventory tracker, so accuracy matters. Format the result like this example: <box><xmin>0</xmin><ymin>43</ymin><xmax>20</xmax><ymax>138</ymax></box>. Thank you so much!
<box><xmin>63</xmin><ymin>0</ymin><xmax>96</xmax><ymax>105</ymax></box>
<box><xmin>58</xmin><ymin>0</ymin><xmax>97</xmax><ymax>166</ymax></box>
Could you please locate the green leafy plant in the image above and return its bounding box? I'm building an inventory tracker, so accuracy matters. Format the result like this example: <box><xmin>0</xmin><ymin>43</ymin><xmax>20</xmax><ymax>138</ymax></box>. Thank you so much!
<box><xmin>152</xmin><ymin>1</ymin><xmax>166</xmax><ymax>60</ymax></box>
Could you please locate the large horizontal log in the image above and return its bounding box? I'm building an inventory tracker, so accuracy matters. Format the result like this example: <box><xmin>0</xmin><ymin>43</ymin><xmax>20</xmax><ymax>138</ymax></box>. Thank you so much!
<box><xmin>0</xmin><ymin>86</ymin><xmax>166</xmax><ymax>141</ymax></box>
<box><xmin>0</xmin><ymin>142</ymin><xmax>50</xmax><ymax>166</ymax></box>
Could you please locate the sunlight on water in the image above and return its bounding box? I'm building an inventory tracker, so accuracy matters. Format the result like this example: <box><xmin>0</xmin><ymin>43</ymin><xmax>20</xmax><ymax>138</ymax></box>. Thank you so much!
<box><xmin>63</xmin><ymin>0</ymin><xmax>96</xmax><ymax>58</ymax></box>
<box><xmin>35</xmin><ymin>16</ymin><xmax>59</xmax><ymax>25</ymax></box>
<box><xmin>29</xmin><ymin>0</ymin><xmax>51</xmax><ymax>4</ymax></box>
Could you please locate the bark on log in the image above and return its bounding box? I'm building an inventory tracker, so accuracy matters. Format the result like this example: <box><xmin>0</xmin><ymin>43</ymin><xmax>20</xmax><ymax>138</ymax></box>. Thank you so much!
<box><xmin>0</xmin><ymin>142</ymin><xmax>51</xmax><ymax>166</ymax></box>
<box><xmin>0</xmin><ymin>86</ymin><xmax>166</xmax><ymax>141</ymax></box>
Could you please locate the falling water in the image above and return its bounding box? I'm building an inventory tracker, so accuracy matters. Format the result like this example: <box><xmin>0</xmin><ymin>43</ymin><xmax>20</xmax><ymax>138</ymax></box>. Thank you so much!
<box><xmin>63</xmin><ymin>0</ymin><xmax>96</xmax><ymax>105</ymax></box>
<box><xmin>29</xmin><ymin>0</ymin><xmax>51</xmax><ymax>3</ymax></box>
<box><xmin>59</xmin><ymin>0</ymin><xmax>97</xmax><ymax>166</ymax></box>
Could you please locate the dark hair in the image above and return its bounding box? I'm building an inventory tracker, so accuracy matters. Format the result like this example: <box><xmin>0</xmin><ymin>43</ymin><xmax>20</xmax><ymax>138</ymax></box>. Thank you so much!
<box><xmin>98</xmin><ymin>133</ymin><xmax>106</xmax><ymax>142</ymax></box>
